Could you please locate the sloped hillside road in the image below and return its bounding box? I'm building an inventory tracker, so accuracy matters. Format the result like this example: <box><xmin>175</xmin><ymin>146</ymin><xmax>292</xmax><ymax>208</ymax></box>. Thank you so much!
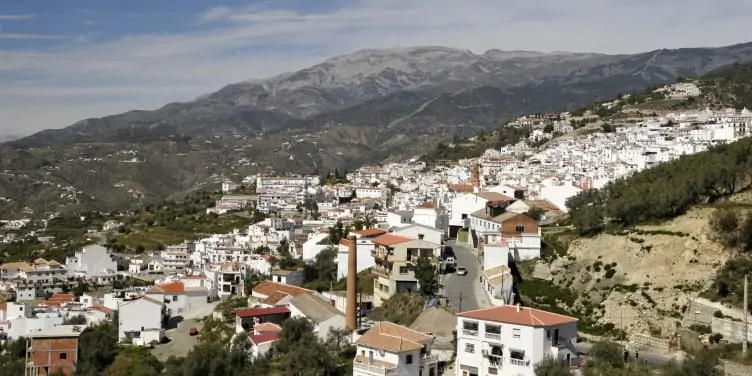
<box><xmin>442</xmin><ymin>240</ymin><xmax>491</xmax><ymax>312</ymax></box>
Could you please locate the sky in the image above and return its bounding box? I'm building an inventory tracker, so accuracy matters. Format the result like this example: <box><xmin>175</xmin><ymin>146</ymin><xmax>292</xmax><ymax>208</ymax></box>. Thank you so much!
<box><xmin>0</xmin><ymin>0</ymin><xmax>750</xmax><ymax>137</ymax></box>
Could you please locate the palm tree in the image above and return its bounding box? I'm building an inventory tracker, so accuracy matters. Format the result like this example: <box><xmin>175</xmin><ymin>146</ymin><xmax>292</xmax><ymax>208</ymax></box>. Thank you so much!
<box><xmin>362</xmin><ymin>213</ymin><xmax>376</xmax><ymax>229</ymax></box>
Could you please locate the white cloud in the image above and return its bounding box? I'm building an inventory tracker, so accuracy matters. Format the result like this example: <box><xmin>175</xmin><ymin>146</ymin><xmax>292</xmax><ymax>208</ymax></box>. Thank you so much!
<box><xmin>0</xmin><ymin>33</ymin><xmax>73</xmax><ymax>40</ymax></box>
<box><xmin>1</xmin><ymin>0</ymin><xmax>751</xmax><ymax>136</ymax></box>
<box><xmin>0</xmin><ymin>14</ymin><xmax>36</xmax><ymax>20</ymax></box>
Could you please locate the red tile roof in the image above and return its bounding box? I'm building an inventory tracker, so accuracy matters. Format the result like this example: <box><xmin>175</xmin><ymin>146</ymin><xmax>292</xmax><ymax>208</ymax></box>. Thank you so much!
<box><xmin>250</xmin><ymin>332</ymin><xmax>280</xmax><ymax>344</ymax></box>
<box><xmin>458</xmin><ymin>305</ymin><xmax>577</xmax><ymax>327</ymax></box>
<box><xmin>372</xmin><ymin>234</ymin><xmax>412</xmax><ymax>246</ymax></box>
<box><xmin>236</xmin><ymin>306</ymin><xmax>290</xmax><ymax>319</ymax></box>
<box><xmin>417</xmin><ymin>201</ymin><xmax>437</xmax><ymax>209</ymax></box>
<box><xmin>352</xmin><ymin>228</ymin><xmax>387</xmax><ymax>237</ymax></box>
<box><xmin>152</xmin><ymin>281</ymin><xmax>186</xmax><ymax>294</ymax></box>
<box><xmin>252</xmin><ymin>281</ymin><xmax>313</xmax><ymax>299</ymax></box>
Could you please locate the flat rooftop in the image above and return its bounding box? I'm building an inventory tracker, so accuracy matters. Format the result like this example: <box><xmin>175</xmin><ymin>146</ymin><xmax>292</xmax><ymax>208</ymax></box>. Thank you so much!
<box><xmin>29</xmin><ymin>324</ymin><xmax>87</xmax><ymax>338</ymax></box>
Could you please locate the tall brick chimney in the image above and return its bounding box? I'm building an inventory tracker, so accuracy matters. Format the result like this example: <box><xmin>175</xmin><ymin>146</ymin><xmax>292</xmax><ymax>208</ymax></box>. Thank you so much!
<box><xmin>346</xmin><ymin>235</ymin><xmax>358</xmax><ymax>330</ymax></box>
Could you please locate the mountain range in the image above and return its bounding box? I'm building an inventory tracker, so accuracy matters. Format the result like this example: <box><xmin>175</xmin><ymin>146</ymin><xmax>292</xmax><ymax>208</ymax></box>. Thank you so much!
<box><xmin>3</xmin><ymin>42</ymin><xmax>752</xmax><ymax>216</ymax></box>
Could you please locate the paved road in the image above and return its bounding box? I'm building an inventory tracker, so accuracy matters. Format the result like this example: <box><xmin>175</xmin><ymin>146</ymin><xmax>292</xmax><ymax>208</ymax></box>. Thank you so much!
<box><xmin>442</xmin><ymin>240</ymin><xmax>490</xmax><ymax>312</ymax></box>
<box><xmin>574</xmin><ymin>342</ymin><xmax>679</xmax><ymax>368</ymax></box>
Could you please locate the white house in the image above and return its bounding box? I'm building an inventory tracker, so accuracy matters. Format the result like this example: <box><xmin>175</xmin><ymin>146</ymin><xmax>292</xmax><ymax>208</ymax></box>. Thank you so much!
<box><xmin>118</xmin><ymin>296</ymin><xmax>165</xmax><ymax>346</ymax></box>
<box><xmin>302</xmin><ymin>232</ymin><xmax>336</xmax><ymax>261</ymax></box>
<box><xmin>455</xmin><ymin>305</ymin><xmax>579</xmax><ymax>376</ymax></box>
<box><xmin>412</xmin><ymin>202</ymin><xmax>441</xmax><ymax>230</ymax></box>
<box><xmin>65</xmin><ymin>244</ymin><xmax>118</xmax><ymax>280</ymax></box>
<box><xmin>288</xmin><ymin>293</ymin><xmax>347</xmax><ymax>341</ymax></box>
<box><xmin>144</xmin><ymin>281</ymin><xmax>208</xmax><ymax>317</ymax></box>
<box><xmin>353</xmin><ymin>321</ymin><xmax>439</xmax><ymax>376</ymax></box>
<box><xmin>270</xmin><ymin>269</ymin><xmax>305</xmax><ymax>286</ymax></box>
<box><xmin>385</xmin><ymin>211</ymin><xmax>413</xmax><ymax>229</ymax></box>
<box><xmin>337</xmin><ymin>229</ymin><xmax>383</xmax><ymax>279</ymax></box>
<box><xmin>449</xmin><ymin>192</ymin><xmax>515</xmax><ymax>229</ymax></box>
<box><xmin>393</xmin><ymin>224</ymin><xmax>444</xmax><ymax>246</ymax></box>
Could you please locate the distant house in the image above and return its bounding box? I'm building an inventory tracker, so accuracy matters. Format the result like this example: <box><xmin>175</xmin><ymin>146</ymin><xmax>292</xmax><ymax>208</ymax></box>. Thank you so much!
<box><xmin>235</xmin><ymin>306</ymin><xmax>290</xmax><ymax>333</ymax></box>
<box><xmin>249</xmin><ymin>281</ymin><xmax>314</xmax><ymax>307</ymax></box>
<box><xmin>65</xmin><ymin>244</ymin><xmax>117</xmax><ymax>281</ymax></box>
<box><xmin>118</xmin><ymin>296</ymin><xmax>166</xmax><ymax>346</ymax></box>
<box><xmin>288</xmin><ymin>294</ymin><xmax>346</xmax><ymax>341</ymax></box>
<box><xmin>144</xmin><ymin>281</ymin><xmax>208</xmax><ymax>317</ymax></box>
<box><xmin>26</xmin><ymin>325</ymin><xmax>86</xmax><ymax>376</ymax></box>
<box><xmin>270</xmin><ymin>269</ymin><xmax>305</xmax><ymax>286</ymax></box>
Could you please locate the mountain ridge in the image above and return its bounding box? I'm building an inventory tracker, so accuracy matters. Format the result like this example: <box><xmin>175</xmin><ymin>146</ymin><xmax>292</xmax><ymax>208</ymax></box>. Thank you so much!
<box><xmin>4</xmin><ymin>42</ymin><xmax>752</xmax><ymax>216</ymax></box>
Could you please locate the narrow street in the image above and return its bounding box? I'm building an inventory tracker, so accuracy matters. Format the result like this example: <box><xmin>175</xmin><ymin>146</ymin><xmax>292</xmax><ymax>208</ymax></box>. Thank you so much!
<box><xmin>442</xmin><ymin>240</ymin><xmax>490</xmax><ymax>312</ymax></box>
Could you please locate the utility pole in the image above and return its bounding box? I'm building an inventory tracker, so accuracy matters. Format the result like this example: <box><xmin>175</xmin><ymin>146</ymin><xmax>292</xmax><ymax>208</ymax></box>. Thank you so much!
<box><xmin>744</xmin><ymin>274</ymin><xmax>749</xmax><ymax>355</ymax></box>
<box><xmin>620</xmin><ymin>305</ymin><xmax>624</xmax><ymax>347</ymax></box>
<box><xmin>459</xmin><ymin>292</ymin><xmax>463</xmax><ymax>313</ymax></box>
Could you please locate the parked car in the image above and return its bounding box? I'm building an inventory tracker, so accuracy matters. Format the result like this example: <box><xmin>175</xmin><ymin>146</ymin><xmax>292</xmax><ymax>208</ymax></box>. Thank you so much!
<box><xmin>189</xmin><ymin>327</ymin><xmax>199</xmax><ymax>336</ymax></box>
<box><xmin>456</xmin><ymin>267</ymin><xmax>468</xmax><ymax>276</ymax></box>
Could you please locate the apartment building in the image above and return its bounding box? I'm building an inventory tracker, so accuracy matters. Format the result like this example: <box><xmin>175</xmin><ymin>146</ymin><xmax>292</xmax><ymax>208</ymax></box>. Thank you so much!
<box><xmin>353</xmin><ymin>321</ymin><xmax>439</xmax><ymax>376</ymax></box>
<box><xmin>0</xmin><ymin>259</ymin><xmax>71</xmax><ymax>301</ymax></box>
<box><xmin>160</xmin><ymin>250</ymin><xmax>190</xmax><ymax>269</ymax></box>
<box><xmin>455</xmin><ymin>305</ymin><xmax>579</xmax><ymax>376</ymax></box>
<box><xmin>256</xmin><ymin>176</ymin><xmax>319</xmax><ymax>213</ymax></box>
<box><xmin>371</xmin><ymin>234</ymin><xmax>440</xmax><ymax>307</ymax></box>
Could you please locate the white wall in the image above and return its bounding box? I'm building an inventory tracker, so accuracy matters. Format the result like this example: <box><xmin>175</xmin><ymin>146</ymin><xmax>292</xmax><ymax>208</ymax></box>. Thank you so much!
<box><xmin>393</xmin><ymin>225</ymin><xmax>443</xmax><ymax>245</ymax></box>
<box><xmin>336</xmin><ymin>241</ymin><xmax>375</xmax><ymax>279</ymax></box>
<box><xmin>118</xmin><ymin>299</ymin><xmax>163</xmax><ymax>342</ymax></box>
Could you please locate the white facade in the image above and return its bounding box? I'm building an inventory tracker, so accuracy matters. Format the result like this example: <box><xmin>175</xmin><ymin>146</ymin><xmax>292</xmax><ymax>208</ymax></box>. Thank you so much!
<box><xmin>65</xmin><ymin>244</ymin><xmax>118</xmax><ymax>279</ymax></box>
<box><xmin>302</xmin><ymin>233</ymin><xmax>333</xmax><ymax>261</ymax></box>
<box><xmin>455</xmin><ymin>305</ymin><xmax>579</xmax><ymax>376</ymax></box>
<box><xmin>118</xmin><ymin>297</ymin><xmax>165</xmax><ymax>344</ymax></box>
<box><xmin>353</xmin><ymin>321</ymin><xmax>439</xmax><ymax>376</ymax></box>
<box><xmin>337</xmin><ymin>238</ymin><xmax>376</xmax><ymax>279</ymax></box>
<box><xmin>393</xmin><ymin>224</ymin><xmax>444</xmax><ymax>246</ymax></box>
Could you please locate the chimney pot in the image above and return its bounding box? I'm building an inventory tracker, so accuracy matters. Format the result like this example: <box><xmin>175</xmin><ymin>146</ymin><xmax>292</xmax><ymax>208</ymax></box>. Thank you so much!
<box><xmin>418</xmin><ymin>234</ymin><xmax>424</xmax><ymax>240</ymax></box>
<box><xmin>516</xmin><ymin>303</ymin><xmax>521</xmax><ymax>312</ymax></box>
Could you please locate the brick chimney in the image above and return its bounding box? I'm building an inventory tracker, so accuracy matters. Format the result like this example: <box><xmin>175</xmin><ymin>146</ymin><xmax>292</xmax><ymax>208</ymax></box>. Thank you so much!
<box><xmin>346</xmin><ymin>235</ymin><xmax>358</xmax><ymax>330</ymax></box>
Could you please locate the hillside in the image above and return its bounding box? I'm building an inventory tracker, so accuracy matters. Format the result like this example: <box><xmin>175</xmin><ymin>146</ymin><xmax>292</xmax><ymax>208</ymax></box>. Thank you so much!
<box><xmin>4</xmin><ymin>43</ymin><xmax>752</xmax><ymax>216</ymax></box>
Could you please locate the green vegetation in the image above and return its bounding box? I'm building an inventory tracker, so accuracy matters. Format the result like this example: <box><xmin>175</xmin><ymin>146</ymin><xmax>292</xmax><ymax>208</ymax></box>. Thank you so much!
<box><xmin>420</xmin><ymin>126</ymin><xmax>531</xmax><ymax>166</ymax></box>
<box><xmin>567</xmin><ymin>137</ymin><xmax>752</xmax><ymax>235</ymax></box>
<box><xmin>703</xmin><ymin>258</ymin><xmax>752</xmax><ymax>310</ymax></box>
<box><xmin>516</xmin><ymin>277</ymin><xmax>623</xmax><ymax>338</ymax></box>
<box><xmin>696</xmin><ymin>62</ymin><xmax>752</xmax><ymax>109</ymax></box>
<box><xmin>368</xmin><ymin>292</ymin><xmax>427</xmax><ymax>325</ymax></box>
<box><xmin>109</xmin><ymin>190</ymin><xmax>256</xmax><ymax>251</ymax></box>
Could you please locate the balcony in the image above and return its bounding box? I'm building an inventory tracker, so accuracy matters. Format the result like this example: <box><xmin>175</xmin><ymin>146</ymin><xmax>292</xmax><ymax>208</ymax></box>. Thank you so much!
<box><xmin>353</xmin><ymin>362</ymin><xmax>397</xmax><ymax>376</ymax></box>
<box><xmin>485</xmin><ymin>332</ymin><xmax>501</xmax><ymax>341</ymax></box>
<box><xmin>488</xmin><ymin>355</ymin><xmax>504</xmax><ymax>366</ymax></box>
<box><xmin>462</xmin><ymin>329</ymin><xmax>478</xmax><ymax>336</ymax></box>
<box><xmin>509</xmin><ymin>358</ymin><xmax>528</xmax><ymax>367</ymax></box>
<box><xmin>372</xmin><ymin>266</ymin><xmax>390</xmax><ymax>278</ymax></box>
<box><xmin>420</xmin><ymin>354</ymin><xmax>439</xmax><ymax>366</ymax></box>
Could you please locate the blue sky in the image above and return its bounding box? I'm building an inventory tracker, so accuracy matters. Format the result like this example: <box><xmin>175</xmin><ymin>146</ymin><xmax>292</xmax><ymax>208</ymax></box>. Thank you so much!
<box><xmin>0</xmin><ymin>0</ymin><xmax>750</xmax><ymax>137</ymax></box>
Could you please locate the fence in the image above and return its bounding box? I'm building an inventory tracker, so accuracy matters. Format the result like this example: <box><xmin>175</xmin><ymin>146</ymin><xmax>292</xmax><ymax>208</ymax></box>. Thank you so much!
<box><xmin>630</xmin><ymin>333</ymin><xmax>670</xmax><ymax>351</ymax></box>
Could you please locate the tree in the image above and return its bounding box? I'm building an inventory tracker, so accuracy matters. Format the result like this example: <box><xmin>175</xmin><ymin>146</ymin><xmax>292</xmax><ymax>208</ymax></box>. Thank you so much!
<box><xmin>103</xmin><ymin>347</ymin><xmax>162</xmax><ymax>376</ymax></box>
<box><xmin>274</xmin><ymin>318</ymin><xmax>341</xmax><ymax>376</ymax></box>
<box><xmin>662</xmin><ymin>351</ymin><xmax>724</xmax><ymax>376</ymax></box>
<box><xmin>410</xmin><ymin>256</ymin><xmax>440</xmax><ymax>296</ymax></box>
<box><xmin>63</xmin><ymin>315</ymin><xmax>87</xmax><ymax>325</ymax></box>
<box><xmin>534</xmin><ymin>356</ymin><xmax>571</xmax><ymax>376</ymax></box>
<box><xmin>588</xmin><ymin>341</ymin><xmax>624</xmax><ymax>368</ymax></box>
<box><xmin>303</xmin><ymin>247</ymin><xmax>338</xmax><ymax>291</ymax></box>
<box><xmin>543</xmin><ymin>123</ymin><xmax>554</xmax><ymax>134</ymax></box>
<box><xmin>328</xmin><ymin>220</ymin><xmax>349</xmax><ymax>244</ymax></box>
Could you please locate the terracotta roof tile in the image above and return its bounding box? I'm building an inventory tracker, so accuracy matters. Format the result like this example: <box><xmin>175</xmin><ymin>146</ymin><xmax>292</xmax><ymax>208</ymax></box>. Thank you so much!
<box><xmin>154</xmin><ymin>281</ymin><xmax>186</xmax><ymax>294</ymax></box>
<box><xmin>372</xmin><ymin>234</ymin><xmax>412</xmax><ymax>247</ymax></box>
<box><xmin>250</xmin><ymin>332</ymin><xmax>280</xmax><ymax>344</ymax></box>
<box><xmin>252</xmin><ymin>281</ymin><xmax>313</xmax><ymax>300</ymax></box>
<box><xmin>236</xmin><ymin>306</ymin><xmax>290</xmax><ymax>318</ymax></box>
<box><xmin>417</xmin><ymin>201</ymin><xmax>437</xmax><ymax>209</ymax></box>
<box><xmin>458</xmin><ymin>305</ymin><xmax>577</xmax><ymax>327</ymax></box>
<box><xmin>254</xmin><ymin>322</ymin><xmax>283</xmax><ymax>333</ymax></box>
<box><xmin>355</xmin><ymin>321</ymin><xmax>433</xmax><ymax>353</ymax></box>
<box><xmin>352</xmin><ymin>228</ymin><xmax>387</xmax><ymax>237</ymax></box>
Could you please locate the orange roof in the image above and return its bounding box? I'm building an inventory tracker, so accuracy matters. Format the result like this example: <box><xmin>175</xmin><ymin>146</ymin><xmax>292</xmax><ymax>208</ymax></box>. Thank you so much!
<box><xmin>449</xmin><ymin>184</ymin><xmax>475</xmax><ymax>193</ymax></box>
<box><xmin>355</xmin><ymin>321</ymin><xmax>433</xmax><ymax>353</ymax></box>
<box><xmin>252</xmin><ymin>281</ymin><xmax>313</xmax><ymax>300</ymax></box>
<box><xmin>372</xmin><ymin>234</ymin><xmax>412</xmax><ymax>247</ymax></box>
<box><xmin>417</xmin><ymin>201</ymin><xmax>437</xmax><ymax>209</ymax></box>
<box><xmin>263</xmin><ymin>291</ymin><xmax>292</xmax><ymax>305</ymax></box>
<box><xmin>352</xmin><ymin>228</ymin><xmax>387</xmax><ymax>237</ymax></box>
<box><xmin>474</xmin><ymin>192</ymin><xmax>515</xmax><ymax>202</ymax></box>
<box><xmin>458</xmin><ymin>305</ymin><xmax>577</xmax><ymax>327</ymax></box>
<box><xmin>254</xmin><ymin>322</ymin><xmax>283</xmax><ymax>333</ymax></box>
<box><xmin>339</xmin><ymin>238</ymin><xmax>353</xmax><ymax>247</ymax></box>
<box><xmin>152</xmin><ymin>281</ymin><xmax>186</xmax><ymax>294</ymax></box>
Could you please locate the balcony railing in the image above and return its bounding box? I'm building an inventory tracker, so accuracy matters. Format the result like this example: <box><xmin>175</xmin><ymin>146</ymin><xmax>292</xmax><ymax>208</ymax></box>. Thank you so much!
<box><xmin>485</xmin><ymin>332</ymin><xmax>501</xmax><ymax>341</ymax></box>
<box><xmin>488</xmin><ymin>355</ymin><xmax>503</xmax><ymax>366</ymax></box>
<box><xmin>372</xmin><ymin>267</ymin><xmax>390</xmax><ymax>278</ymax></box>
<box><xmin>509</xmin><ymin>358</ymin><xmax>528</xmax><ymax>367</ymax></box>
<box><xmin>462</xmin><ymin>329</ymin><xmax>478</xmax><ymax>336</ymax></box>
<box><xmin>420</xmin><ymin>354</ymin><xmax>439</xmax><ymax>365</ymax></box>
<box><xmin>353</xmin><ymin>362</ymin><xmax>398</xmax><ymax>376</ymax></box>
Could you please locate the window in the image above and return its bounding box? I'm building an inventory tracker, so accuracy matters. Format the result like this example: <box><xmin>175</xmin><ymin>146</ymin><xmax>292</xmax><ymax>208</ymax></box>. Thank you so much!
<box><xmin>59</xmin><ymin>353</ymin><xmax>67</xmax><ymax>360</ymax></box>
<box><xmin>172</xmin><ymin>295</ymin><xmax>178</xmax><ymax>302</ymax></box>
<box><xmin>513</xmin><ymin>328</ymin><xmax>521</xmax><ymax>339</ymax></box>
<box><xmin>488</xmin><ymin>368</ymin><xmax>498</xmax><ymax>375</ymax></box>
<box><xmin>461</xmin><ymin>214</ymin><xmax>468</xmax><ymax>219</ymax></box>
<box><xmin>485</xmin><ymin>324</ymin><xmax>501</xmax><ymax>335</ymax></box>
<box><xmin>429</xmin><ymin>368</ymin><xmax>435</xmax><ymax>376</ymax></box>
<box><xmin>406</xmin><ymin>354</ymin><xmax>413</xmax><ymax>364</ymax></box>
<box><xmin>463</xmin><ymin>321</ymin><xmax>479</xmax><ymax>332</ymax></box>
<box><xmin>399</xmin><ymin>266</ymin><xmax>409</xmax><ymax>274</ymax></box>
<box><xmin>546</xmin><ymin>330</ymin><xmax>551</xmax><ymax>339</ymax></box>
<box><xmin>515</xmin><ymin>225</ymin><xmax>525</xmax><ymax>233</ymax></box>
<box><xmin>465</xmin><ymin>344</ymin><xmax>475</xmax><ymax>353</ymax></box>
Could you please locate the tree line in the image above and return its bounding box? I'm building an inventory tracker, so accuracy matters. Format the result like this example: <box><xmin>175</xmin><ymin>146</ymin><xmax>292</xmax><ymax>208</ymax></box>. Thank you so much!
<box><xmin>567</xmin><ymin>137</ymin><xmax>752</xmax><ymax>235</ymax></box>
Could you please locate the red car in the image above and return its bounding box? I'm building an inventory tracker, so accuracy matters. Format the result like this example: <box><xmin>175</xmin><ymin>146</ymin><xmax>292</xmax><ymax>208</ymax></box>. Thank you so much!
<box><xmin>189</xmin><ymin>327</ymin><xmax>199</xmax><ymax>336</ymax></box>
